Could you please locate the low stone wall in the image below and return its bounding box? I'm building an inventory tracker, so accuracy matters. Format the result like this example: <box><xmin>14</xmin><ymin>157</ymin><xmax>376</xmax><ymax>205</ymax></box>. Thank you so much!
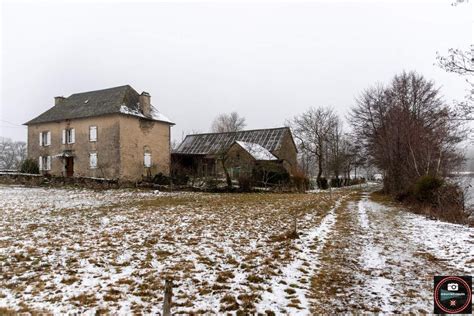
<box><xmin>0</xmin><ymin>173</ymin><xmax>123</xmax><ymax>189</ymax></box>
<box><xmin>0</xmin><ymin>173</ymin><xmax>310</xmax><ymax>193</ymax></box>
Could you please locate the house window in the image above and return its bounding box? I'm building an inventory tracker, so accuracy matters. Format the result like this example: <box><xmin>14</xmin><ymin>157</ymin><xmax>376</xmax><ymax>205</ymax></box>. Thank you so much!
<box><xmin>38</xmin><ymin>156</ymin><xmax>51</xmax><ymax>171</ymax></box>
<box><xmin>89</xmin><ymin>126</ymin><xmax>97</xmax><ymax>142</ymax></box>
<box><xmin>89</xmin><ymin>152</ymin><xmax>98</xmax><ymax>169</ymax></box>
<box><xmin>39</xmin><ymin>131</ymin><xmax>51</xmax><ymax>146</ymax></box>
<box><xmin>144</xmin><ymin>152</ymin><xmax>152</xmax><ymax>168</ymax></box>
<box><xmin>62</xmin><ymin>128</ymin><xmax>75</xmax><ymax>144</ymax></box>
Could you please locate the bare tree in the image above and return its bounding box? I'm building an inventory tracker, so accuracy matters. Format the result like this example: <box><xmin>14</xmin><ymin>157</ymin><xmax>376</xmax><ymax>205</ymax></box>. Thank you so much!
<box><xmin>171</xmin><ymin>139</ymin><xmax>180</xmax><ymax>151</ymax></box>
<box><xmin>0</xmin><ymin>138</ymin><xmax>27</xmax><ymax>170</ymax></box>
<box><xmin>436</xmin><ymin>0</ymin><xmax>473</xmax><ymax>120</ymax></box>
<box><xmin>297</xmin><ymin>151</ymin><xmax>317</xmax><ymax>178</ymax></box>
<box><xmin>350</xmin><ymin>71</ymin><xmax>464</xmax><ymax>195</ymax></box>
<box><xmin>211</xmin><ymin>112</ymin><xmax>246</xmax><ymax>133</ymax></box>
<box><xmin>326</xmin><ymin>117</ymin><xmax>344</xmax><ymax>183</ymax></box>
<box><xmin>215</xmin><ymin>147</ymin><xmax>233</xmax><ymax>189</ymax></box>
<box><xmin>288</xmin><ymin>106</ymin><xmax>338</xmax><ymax>187</ymax></box>
<box><xmin>325</xmin><ymin>122</ymin><xmax>365</xmax><ymax>186</ymax></box>
<box><xmin>437</xmin><ymin>47</ymin><xmax>473</xmax><ymax>120</ymax></box>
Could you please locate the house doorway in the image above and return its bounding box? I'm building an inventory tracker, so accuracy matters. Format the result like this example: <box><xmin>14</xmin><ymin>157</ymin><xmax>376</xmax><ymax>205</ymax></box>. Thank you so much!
<box><xmin>65</xmin><ymin>157</ymin><xmax>74</xmax><ymax>177</ymax></box>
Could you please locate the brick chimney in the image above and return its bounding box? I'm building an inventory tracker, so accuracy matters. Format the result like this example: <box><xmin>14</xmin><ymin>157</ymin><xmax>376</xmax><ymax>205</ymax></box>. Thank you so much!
<box><xmin>139</xmin><ymin>92</ymin><xmax>151</xmax><ymax>116</ymax></box>
<box><xmin>55</xmin><ymin>96</ymin><xmax>66</xmax><ymax>106</ymax></box>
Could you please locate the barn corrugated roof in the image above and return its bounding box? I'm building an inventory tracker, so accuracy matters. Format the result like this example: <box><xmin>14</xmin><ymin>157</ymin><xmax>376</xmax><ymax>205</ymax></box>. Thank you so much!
<box><xmin>174</xmin><ymin>127</ymin><xmax>291</xmax><ymax>155</ymax></box>
<box><xmin>25</xmin><ymin>85</ymin><xmax>174</xmax><ymax>125</ymax></box>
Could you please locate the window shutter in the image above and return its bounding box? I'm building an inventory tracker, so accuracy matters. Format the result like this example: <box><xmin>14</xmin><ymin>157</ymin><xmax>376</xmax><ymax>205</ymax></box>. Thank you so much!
<box><xmin>70</xmin><ymin>128</ymin><xmax>75</xmax><ymax>144</ymax></box>
<box><xmin>39</xmin><ymin>132</ymin><xmax>43</xmax><ymax>146</ymax></box>
<box><xmin>90</xmin><ymin>153</ymin><xmax>97</xmax><ymax>169</ymax></box>
<box><xmin>90</xmin><ymin>126</ymin><xmax>97</xmax><ymax>142</ymax></box>
<box><xmin>62</xmin><ymin>130</ymin><xmax>66</xmax><ymax>144</ymax></box>
<box><xmin>144</xmin><ymin>153</ymin><xmax>152</xmax><ymax>167</ymax></box>
<box><xmin>38</xmin><ymin>156</ymin><xmax>43</xmax><ymax>171</ymax></box>
<box><xmin>47</xmin><ymin>156</ymin><xmax>51</xmax><ymax>170</ymax></box>
<box><xmin>47</xmin><ymin>132</ymin><xmax>51</xmax><ymax>146</ymax></box>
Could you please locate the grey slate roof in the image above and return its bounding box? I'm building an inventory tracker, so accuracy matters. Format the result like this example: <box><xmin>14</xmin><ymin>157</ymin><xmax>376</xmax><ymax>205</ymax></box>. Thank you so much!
<box><xmin>174</xmin><ymin>127</ymin><xmax>293</xmax><ymax>155</ymax></box>
<box><xmin>25</xmin><ymin>85</ymin><xmax>174</xmax><ymax>125</ymax></box>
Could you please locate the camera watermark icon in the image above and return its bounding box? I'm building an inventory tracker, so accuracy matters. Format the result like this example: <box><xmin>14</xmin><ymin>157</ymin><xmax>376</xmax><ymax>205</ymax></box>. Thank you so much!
<box><xmin>434</xmin><ymin>276</ymin><xmax>472</xmax><ymax>314</ymax></box>
<box><xmin>447</xmin><ymin>283</ymin><xmax>459</xmax><ymax>291</ymax></box>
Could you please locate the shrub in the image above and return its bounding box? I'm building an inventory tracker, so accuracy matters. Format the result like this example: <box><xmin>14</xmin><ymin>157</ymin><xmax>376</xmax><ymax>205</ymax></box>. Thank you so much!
<box><xmin>350</xmin><ymin>178</ymin><xmax>366</xmax><ymax>186</ymax></box>
<box><xmin>238</xmin><ymin>175</ymin><xmax>253</xmax><ymax>192</ymax></box>
<box><xmin>434</xmin><ymin>183</ymin><xmax>469</xmax><ymax>223</ymax></box>
<box><xmin>172</xmin><ymin>174</ymin><xmax>189</xmax><ymax>186</ymax></box>
<box><xmin>253</xmin><ymin>166</ymin><xmax>290</xmax><ymax>186</ymax></box>
<box><xmin>153</xmin><ymin>173</ymin><xmax>171</xmax><ymax>185</ymax></box>
<box><xmin>317</xmin><ymin>177</ymin><xmax>328</xmax><ymax>190</ymax></box>
<box><xmin>19</xmin><ymin>158</ymin><xmax>39</xmax><ymax>174</ymax></box>
<box><xmin>204</xmin><ymin>178</ymin><xmax>219</xmax><ymax>190</ymax></box>
<box><xmin>291</xmin><ymin>169</ymin><xmax>309</xmax><ymax>192</ymax></box>
<box><xmin>330</xmin><ymin>178</ymin><xmax>344</xmax><ymax>188</ymax></box>
<box><xmin>413</xmin><ymin>175</ymin><xmax>444</xmax><ymax>203</ymax></box>
<box><xmin>410</xmin><ymin>181</ymin><xmax>468</xmax><ymax>224</ymax></box>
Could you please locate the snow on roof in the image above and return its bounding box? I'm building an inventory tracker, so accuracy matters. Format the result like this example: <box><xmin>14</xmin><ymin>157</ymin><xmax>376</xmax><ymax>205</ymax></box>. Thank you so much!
<box><xmin>119</xmin><ymin>104</ymin><xmax>174</xmax><ymax>124</ymax></box>
<box><xmin>235</xmin><ymin>141</ymin><xmax>278</xmax><ymax>161</ymax></box>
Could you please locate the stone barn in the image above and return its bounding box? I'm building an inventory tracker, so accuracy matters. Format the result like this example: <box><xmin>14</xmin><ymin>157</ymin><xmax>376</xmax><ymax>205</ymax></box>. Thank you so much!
<box><xmin>172</xmin><ymin>127</ymin><xmax>297</xmax><ymax>183</ymax></box>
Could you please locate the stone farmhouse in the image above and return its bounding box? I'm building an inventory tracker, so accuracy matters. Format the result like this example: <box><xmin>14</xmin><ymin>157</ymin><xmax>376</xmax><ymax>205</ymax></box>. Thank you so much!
<box><xmin>172</xmin><ymin>127</ymin><xmax>298</xmax><ymax>181</ymax></box>
<box><xmin>24</xmin><ymin>85</ymin><xmax>174</xmax><ymax>181</ymax></box>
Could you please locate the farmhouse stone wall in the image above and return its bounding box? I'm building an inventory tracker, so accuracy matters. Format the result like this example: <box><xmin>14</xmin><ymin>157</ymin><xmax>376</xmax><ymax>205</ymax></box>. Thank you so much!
<box><xmin>119</xmin><ymin>115</ymin><xmax>171</xmax><ymax>180</ymax></box>
<box><xmin>27</xmin><ymin>114</ymin><xmax>171</xmax><ymax>181</ymax></box>
<box><xmin>27</xmin><ymin>115</ymin><xmax>121</xmax><ymax>179</ymax></box>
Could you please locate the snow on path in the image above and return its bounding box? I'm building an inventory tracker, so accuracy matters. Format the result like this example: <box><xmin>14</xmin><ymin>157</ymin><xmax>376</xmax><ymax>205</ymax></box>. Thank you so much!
<box><xmin>257</xmin><ymin>196</ymin><xmax>345</xmax><ymax>314</ymax></box>
<box><xmin>304</xmin><ymin>188</ymin><xmax>472</xmax><ymax>314</ymax></box>
<box><xmin>355</xmin><ymin>192</ymin><xmax>473</xmax><ymax>313</ymax></box>
<box><xmin>357</xmin><ymin>194</ymin><xmax>394</xmax><ymax>313</ymax></box>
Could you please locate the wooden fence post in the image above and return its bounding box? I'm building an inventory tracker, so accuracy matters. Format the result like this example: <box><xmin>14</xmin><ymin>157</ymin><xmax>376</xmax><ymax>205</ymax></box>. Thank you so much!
<box><xmin>163</xmin><ymin>279</ymin><xmax>173</xmax><ymax>316</ymax></box>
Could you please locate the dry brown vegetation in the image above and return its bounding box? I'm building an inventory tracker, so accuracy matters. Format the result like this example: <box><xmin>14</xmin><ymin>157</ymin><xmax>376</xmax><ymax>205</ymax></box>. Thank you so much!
<box><xmin>0</xmin><ymin>185</ymin><xmax>346</xmax><ymax>314</ymax></box>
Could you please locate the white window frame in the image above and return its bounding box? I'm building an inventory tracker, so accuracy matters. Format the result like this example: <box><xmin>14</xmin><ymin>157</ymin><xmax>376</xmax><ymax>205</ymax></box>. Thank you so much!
<box><xmin>89</xmin><ymin>126</ymin><xmax>97</xmax><ymax>142</ymax></box>
<box><xmin>89</xmin><ymin>152</ymin><xmax>98</xmax><ymax>169</ymax></box>
<box><xmin>144</xmin><ymin>152</ymin><xmax>152</xmax><ymax>168</ymax></box>
<box><xmin>65</xmin><ymin>128</ymin><xmax>75</xmax><ymax>144</ymax></box>
<box><xmin>39</xmin><ymin>156</ymin><xmax>51</xmax><ymax>171</ymax></box>
<box><xmin>39</xmin><ymin>131</ymin><xmax>51</xmax><ymax>146</ymax></box>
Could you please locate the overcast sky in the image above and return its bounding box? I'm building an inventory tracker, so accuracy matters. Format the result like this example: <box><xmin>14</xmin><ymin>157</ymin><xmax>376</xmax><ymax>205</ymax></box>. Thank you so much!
<box><xmin>0</xmin><ymin>0</ymin><xmax>472</xmax><ymax>145</ymax></box>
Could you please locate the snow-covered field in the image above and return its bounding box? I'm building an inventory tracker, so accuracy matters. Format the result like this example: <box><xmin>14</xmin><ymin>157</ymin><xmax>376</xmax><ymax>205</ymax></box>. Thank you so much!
<box><xmin>0</xmin><ymin>185</ymin><xmax>345</xmax><ymax>314</ymax></box>
<box><xmin>0</xmin><ymin>184</ymin><xmax>472</xmax><ymax>314</ymax></box>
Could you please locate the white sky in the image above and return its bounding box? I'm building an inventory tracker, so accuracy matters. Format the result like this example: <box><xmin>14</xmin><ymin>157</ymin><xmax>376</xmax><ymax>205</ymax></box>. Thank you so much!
<box><xmin>0</xmin><ymin>0</ymin><xmax>472</xmax><ymax>144</ymax></box>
